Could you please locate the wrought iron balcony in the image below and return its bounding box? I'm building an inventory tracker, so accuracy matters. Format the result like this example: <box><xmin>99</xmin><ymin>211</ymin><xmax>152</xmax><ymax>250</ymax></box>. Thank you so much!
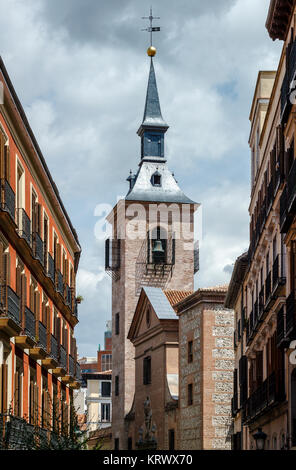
<box><xmin>59</xmin><ymin>345</ymin><xmax>67</xmax><ymax>371</ymax></box>
<box><xmin>49</xmin><ymin>334</ymin><xmax>58</xmax><ymax>362</ymax></box>
<box><xmin>244</xmin><ymin>371</ymin><xmax>285</xmax><ymax>423</ymax></box>
<box><xmin>6</xmin><ymin>286</ymin><xmax>21</xmax><ymax>324</ymax></box>
<box><xmin>24</xmin><ymin>306</ymin><xmax>35</xmax><ymax>341</ymax></box>
<box><xmin>32</xmin><ymin>232</ymin><xmax>44</xmax><ymax>265</ymax></box>
<box><xmin>16</xmin><ymin>208</ymin><xmax>31</xmax><ymax>246</ymax></box>
<box><xmin>47</xmin><ymin>253</ymin><xmax>55</xmax><ymax>284</ymax></box>
<box><xmin>56</xmin><ymin>270</ymin><xmax>64</xmax><ymax>296</ymax></box>
<box><xmin>74</xmin><ymin>300</ymin><xmax>78</xmax><ymax>318</ymax></box>
<box><xmin>75</xmin><ymin>362</ymin><xmax>81</xmax><ymax>381</ymax></box>
<box><xmin>272</xmin><ymin>254</ymin><xmax>286</xmax><ymax>294</ymax></box>
<box><xmin>65</xmin><ymin>284</ymin><xmax>71</xmax><ymax>307</ymax></box>
<box><xmin>0</xmin><ymin>178</ymin><xmax>15</xmax><ymax>222</ymax></box>
<box><xmin>69</xmin><ymin>355</ymin><xmax>75</xmax><ymax>377</ymax></box>
<box><xmin>105</xmin><ymin>238</ymin><xmax>120</xmax><ymax>280</ymax></box>
<box><xmin>38</xmin><ymin>322</ymin><xmax>47</xmax><ymax>352</ymax></box>
<box><xmin>265</xmin><ymin>271</ymin><xmax>272</xmax><ymax>305</ymax></box>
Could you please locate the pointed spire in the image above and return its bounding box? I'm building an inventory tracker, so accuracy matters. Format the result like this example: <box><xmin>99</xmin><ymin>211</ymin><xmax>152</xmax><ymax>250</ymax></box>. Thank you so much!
<box><xmin>138</xmin><ymin>58</ymin><xmax>168</xmax><ymax>136</ymax></box>
<box><xmin>142</xmin><ymin>58</ymin><xmax>168</xmax><ymax>128</ymax></box>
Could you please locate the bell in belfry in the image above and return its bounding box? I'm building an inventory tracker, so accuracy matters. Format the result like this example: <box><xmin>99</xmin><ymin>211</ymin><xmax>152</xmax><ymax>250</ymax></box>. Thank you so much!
<box><xmin>152</xmin><ymin>240</ymin><xmax>165</xmax><ymax>264</ymax></box>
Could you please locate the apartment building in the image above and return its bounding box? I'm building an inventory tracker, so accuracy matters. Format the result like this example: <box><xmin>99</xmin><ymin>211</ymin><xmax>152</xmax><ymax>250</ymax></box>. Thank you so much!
<box><xmin>226</xmin><ymin>0</ymin><xmax>296</xmax><ymax>450</ymax></box>
<box><xmin>0</xmin><ymin>57</ymin><xmax>81</xmax><ymax>445</ymax></box>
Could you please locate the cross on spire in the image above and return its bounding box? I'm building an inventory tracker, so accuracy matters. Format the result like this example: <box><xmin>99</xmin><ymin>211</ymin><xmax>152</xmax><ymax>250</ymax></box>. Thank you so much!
<box><xmin>142</xmin><ymin>7</ymin><xmax>160</xmax><ymax>47</ymax></box>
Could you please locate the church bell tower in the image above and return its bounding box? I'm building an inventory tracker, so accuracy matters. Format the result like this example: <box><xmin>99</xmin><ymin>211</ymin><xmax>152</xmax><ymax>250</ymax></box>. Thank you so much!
<box><xmin>105</xmin><ymin>13</ymin><xmax>199</xmax><ymax>449</ymax></box>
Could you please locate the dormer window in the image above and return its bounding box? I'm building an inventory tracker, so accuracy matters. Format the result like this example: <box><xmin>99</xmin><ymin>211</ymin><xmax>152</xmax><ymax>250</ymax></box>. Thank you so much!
<box><xmin>151</xmin><ymin>171</ymin><xmax>161</xmax><ymax>187</ymax></box>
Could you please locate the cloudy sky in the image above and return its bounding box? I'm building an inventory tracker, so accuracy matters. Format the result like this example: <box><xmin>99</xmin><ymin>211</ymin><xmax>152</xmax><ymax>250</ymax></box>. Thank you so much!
<box><xmin>0</xmin><ymin>0</ymin><xmax>282</xmax><ymax>356</ymax></box>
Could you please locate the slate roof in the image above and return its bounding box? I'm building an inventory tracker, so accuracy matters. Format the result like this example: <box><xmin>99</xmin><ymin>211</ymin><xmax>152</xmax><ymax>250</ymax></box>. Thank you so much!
<box><xmin>125</xmin><ymin>161</ymin><xmax>196</xmax><ymax>204</ymax></box>
<box><xmin>143</xmin><ymin>286</ymin><xmax>178</xmax><ymax>320</ymax></box>
<box><xmin>139</xmin><ymin>58</ymin><xmax>168</xmax><ymax>131</ymax></box>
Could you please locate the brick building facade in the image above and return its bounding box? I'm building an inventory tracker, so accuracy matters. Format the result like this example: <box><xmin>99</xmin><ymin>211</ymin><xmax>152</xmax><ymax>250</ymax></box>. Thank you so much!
<box><xmin>0</xmin><ymin>57</ymin><xmax>81</xmax><ymax>445</ymax></box>
<box><xmin>176</xmin><ymin>287</ymin><xmax>234</xmax><ymax>450</ymax></box>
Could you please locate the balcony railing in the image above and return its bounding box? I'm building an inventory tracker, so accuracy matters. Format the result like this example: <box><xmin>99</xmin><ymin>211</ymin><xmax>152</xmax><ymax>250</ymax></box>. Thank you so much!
<box><xmin>76</xmin><ymin>362</ymin><xmax>81</xmax><ymax>381</ymax></box>
<box><xmin>60</xmin><ymin>345</ymin><xmax>67</xmax><ymax>371</ymax></box>
<box><xmin>65</xmin><ymin>285</ymin><xmax>71</xmax><ymax>307</ymax></box>
<box><xmin>50</xmin><ymin>334</ymin><xmax>58</xmax><ymax>362</ymax></box>
<box><xmin>74</xmin><ymin>300</ymin><xmax>78</xmax><ymax>318</ymax></box>
<box><xmin>16</xmin><ymin>208</ymin><xmax>31</xmax><ymax>246</ymax></box>
<box><xmin>0</xmin><ymin>179</ymin><xmax>15</xmax><ymax>222</ymax></box>
<box><xmin>47</xmin><ymin>253</ymin><xmax>55</xmax><ymax>284</ymax></box>
<box><xmin>32</xmin><ymin>232</ymin><xmax>44</xmax><ymax>265</ymax></box>
<box><xmin>244</xmin><ymin>371</ymin><xmax>285</xmax><ymax>422</ymax></box>
<box><xmin>69</xmin><ymin>355</ymin><xmax>75</xmax><ymax>377</ymax></box>
<box><xmin>56</xmin><ymin>270</ymin><xmax>64</xmax><ymax>296</ymax></box>
<box><xmin>6</xmin><ymin>286</ymin><xmax>21</xmax><ymax>324</ymax></box>
<box><xmin>24</xmin><ymin>306</ymin><xmax>35</xmax><ymax>341</ymax></box>
<box><xmin>272</xmin><ymin>254</ymin><xmax>286</xmax><ymax>293</ymax></box>
<box><xmin>38</xmin><ymin>322</ymin><xmax>47</xmax><ymax>351</ymax></box>
<box><xmin>265</xmin><ymin>271</ymin><xmax>272</xmax><ymax>305</ymax></box>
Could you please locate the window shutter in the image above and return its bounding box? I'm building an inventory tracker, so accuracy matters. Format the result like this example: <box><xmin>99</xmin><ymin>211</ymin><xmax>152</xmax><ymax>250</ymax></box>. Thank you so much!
<box><xmin>4</xmin><ymin>145</ymin><xmax>10</xmax><ymax>181</ymax></box>
<box><xmin>57</xmin><ymin>317</ymin><xmax>61</xmax><ymax>346</ymax></box>
<box><xmin>3</xmin><ymin>251</ymin><xmax>10</xmax><ymax>306</ymax></box>
<box><xmin>29</xmin><ymin>381</ymin><xmax>34</xmax><ymax>424</ymax></box>
<box><xmin>37</xmin><ymin>203</ymin><xmax>42</xmax><ymax>235</ymax></box>
<box><xmin>56</xmin><ymin>243</ymin><xmax>61</xmax><ymax>271</ymax></box>
<box><xmin>16</xmin><ymin>264</ymin><xmax>22</xmax><ymax>297</ymax></box>
<box><xmin>42</xmin><ymin>299</ymin><xmax>46</xmax><ymax>325</ymax></box>
<box><xmin>14</xmin><ymin>370</ymin><xmax>19</xmax><ymax>416</ymax></box>
<box><xmin>46</xmin><ymin>305</ymin><xmax>50</xmax><ymax>351</ymax></box>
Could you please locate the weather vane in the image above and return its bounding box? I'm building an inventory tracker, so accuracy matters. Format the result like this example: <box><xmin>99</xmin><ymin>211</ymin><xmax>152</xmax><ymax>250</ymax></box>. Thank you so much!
<box><xmin>142</xmin><ymin>7</ymin><xmax>160</xmax><ymax>57</ymax></box>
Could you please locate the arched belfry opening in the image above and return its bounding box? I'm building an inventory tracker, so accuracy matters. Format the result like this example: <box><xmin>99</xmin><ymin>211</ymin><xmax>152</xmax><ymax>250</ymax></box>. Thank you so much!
<box><xmin>148</xmin><ymin>226</ymin><xmax>167</xmax><ymax>265</ymax></box>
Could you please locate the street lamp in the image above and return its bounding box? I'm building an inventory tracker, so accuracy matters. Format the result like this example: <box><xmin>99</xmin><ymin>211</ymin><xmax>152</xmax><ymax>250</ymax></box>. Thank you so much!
<box><xmin>253</xmin><ymin>427</ymin><xmax>267</xmax><ymax>450</ymax></box>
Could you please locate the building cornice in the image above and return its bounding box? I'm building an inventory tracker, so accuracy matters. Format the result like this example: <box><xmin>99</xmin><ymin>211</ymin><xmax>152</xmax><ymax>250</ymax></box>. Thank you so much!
<box><xmin>266</xmin><ymin>0</ymin><xmax>295</xmax><ymax>41</ymax></box>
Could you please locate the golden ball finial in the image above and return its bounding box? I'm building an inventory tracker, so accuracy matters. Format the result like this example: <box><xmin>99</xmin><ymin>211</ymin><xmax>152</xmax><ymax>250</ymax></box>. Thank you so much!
<box><xmin>147</xmin><ymin>46</ymin><xmax>156</xmax><ymax>57</ymax></box>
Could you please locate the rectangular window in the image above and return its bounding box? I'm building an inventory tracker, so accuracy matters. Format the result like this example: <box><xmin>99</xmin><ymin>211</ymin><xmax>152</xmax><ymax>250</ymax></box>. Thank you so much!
<box><xmin>115</xmin><ymin>312</ymin><xmax>120</xmax><ymax>335</ymax></box>
<box><xmin>101</xmin><ymin>381</ymin><xmax>111</xmax><ymax>397</ymax></box>
<box><xmin>188</xmin><ymin>383</ymin><xmax>193</xmax><ymax>406</ymax></box>
<box><xmin>115</xmin><ymin>376</ymin><xmax>119</xmax><ymax>396</ymax></box>
<box><xmin>143</xmin><ymin>356</ymin><xmax>151</xmax><ymax>385</ymax></box>
<box><xmin>188</xmin><ymin>341</ymin><xmax>193</xmax><ymax>363</ymax></box>
<box><xmin>101</xmin><ymin>403</ymin><xmax>110</xmax><ymax>422</ymax></box>
<box><xmin>114</xmin><ymin>438</ymin><xmax>119</xmax><ymax>450</ymax></box>
<box><xmin>102</xmin><ymin>354</ymin><xmax>112</xmax><ymax>372</ymax></box>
